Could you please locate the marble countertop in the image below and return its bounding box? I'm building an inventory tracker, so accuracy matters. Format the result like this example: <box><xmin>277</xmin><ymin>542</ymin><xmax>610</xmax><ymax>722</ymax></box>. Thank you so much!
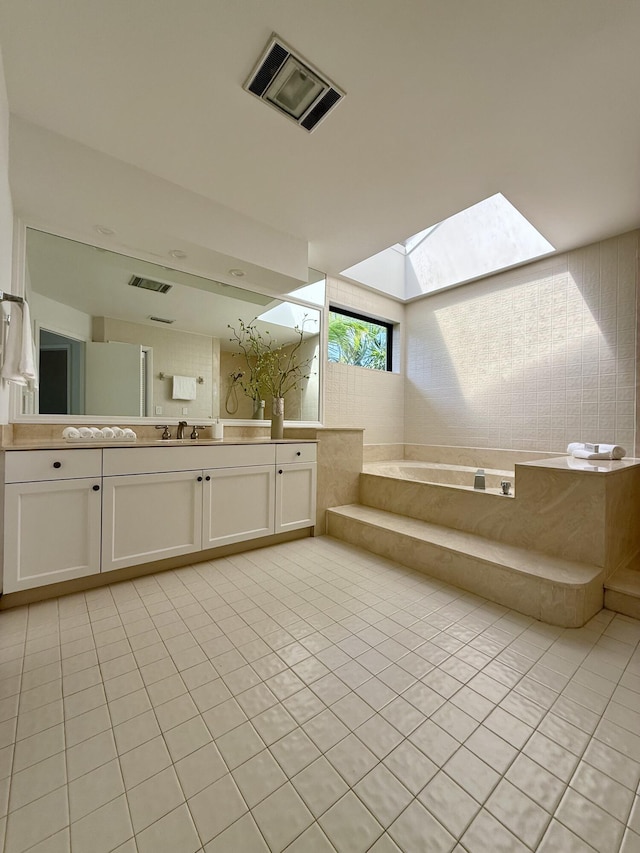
<box><xmin>518</xmin><ymin>455</ymin><xmax>640</xmax><ymax>473</ymax></box>
<box><xmin>2</xmin><ymin>438</ymin><xmax>317</xmax><ymax>451</ymax></box>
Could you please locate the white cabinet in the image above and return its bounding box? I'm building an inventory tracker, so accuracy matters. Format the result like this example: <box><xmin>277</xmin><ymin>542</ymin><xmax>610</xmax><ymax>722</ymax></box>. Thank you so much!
<box><xmin>203</xmin><ymin>465</ymin><xmax>275</xmax><ymax>548</ymax></box>
<box><xmin>102</xmin><ymin>471</ymin><xmax>203</xmax><ymax>572</ymax></box>
<box><xmin>3</xmin><ymin>442</ymin><xmax>317</xmax><ymax>593</ymax></box>
<box><xmin>3</xmin><ymin>450</ymin><xmax>102</xmax><ymax>593</ymax></box>
<box><xmin>275</xmin><ymin>461</ymin><xmax>317</xmax><ymax>532</ymax></box>
<box><xmin>102</xmin><ymin>443</ymin><xmax>281</xmax><ymax>570</ymax></box>
<box><xmin>274</xmin><ymin>443</ymin><xmax>317</xmax><ymax>533</ymax></box>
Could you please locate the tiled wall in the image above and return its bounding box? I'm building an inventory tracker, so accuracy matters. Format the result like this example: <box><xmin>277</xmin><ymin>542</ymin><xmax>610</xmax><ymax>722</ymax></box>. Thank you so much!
<box><xmin>404</xmin><ymin>230</ymin><xmax>638</xmax><ymax>452</ymax></box>
<box><xmin>324</xmin><ymin>276</ymin><xmax>405</xmax><ymax>445</ymax></box>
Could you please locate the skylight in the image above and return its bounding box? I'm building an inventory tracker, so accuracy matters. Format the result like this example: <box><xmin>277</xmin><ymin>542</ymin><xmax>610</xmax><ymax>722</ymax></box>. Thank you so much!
<box><xmin>342</xmin><ymin>193</ymin><xmax>554</xmax><ymax>300</ymax></box>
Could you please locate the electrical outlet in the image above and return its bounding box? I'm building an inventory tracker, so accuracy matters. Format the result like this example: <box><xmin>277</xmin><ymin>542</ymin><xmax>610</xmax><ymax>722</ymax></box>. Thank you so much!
<box><xmin>182</xmin><ymin>407</ymin><xmax>188</xmax><ymax>415</ymax></box>
<box><xmin>155</xmin><ymin>405</ymin><xmax>163</xmax><ymax>415</ymax></box>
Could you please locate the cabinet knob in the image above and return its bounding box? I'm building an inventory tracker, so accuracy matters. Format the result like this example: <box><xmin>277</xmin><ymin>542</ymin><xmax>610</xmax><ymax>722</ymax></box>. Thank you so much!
<box><xmin>92</xmin><ymin>484</ymin><xmax>100</xmax><ymax>492</ymax></box>
<box><xmin>53</xmin><ymin>461</ymin><xmax>62</xmax><ymax>469</ymax></box>
<box><xmin>278</xmin><ymin>469</ymin><xmax>283</xmax><ymax>474</ymax></box>
<box><xmin>296</xmin><ymin>451</ymin><xmax>301</xmax><ymax>456</ymax></box>
<box><xmin>205</xmin><ymin>475</ymin><xmax>211</xmax><ymax>481</ymax></box>
<box><xmin>197</xmin><ymin>476</ymin><xmax>203</xmax><ymax>482</ymax></box>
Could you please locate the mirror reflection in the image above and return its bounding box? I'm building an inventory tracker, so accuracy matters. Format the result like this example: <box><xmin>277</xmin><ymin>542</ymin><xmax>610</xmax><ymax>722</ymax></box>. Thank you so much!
<box><xmin>23</xmin><ymin>229</ymin><xmax>323</xmax><ymax>422</ymax></box>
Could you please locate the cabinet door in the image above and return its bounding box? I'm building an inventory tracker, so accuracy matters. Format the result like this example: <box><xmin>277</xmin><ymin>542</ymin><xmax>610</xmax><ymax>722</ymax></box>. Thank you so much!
<box><xmin>202</xmin><ymin>465</ymin><xmax>275</xmax><ymax>548</ymax></box>
<box><xmin>4</xmin><ymin>478</ymin><xmax>102</xmax><ymax>593</ymax></box>
<box><xmin>102</xmin><ymin>471</ymin><xmax>202</xmax><ymax>572</ymax></box>
<box><xmin>275</xmin><ymin>463</ymin><xmax>317</xmax><ymax>533</ymax></box>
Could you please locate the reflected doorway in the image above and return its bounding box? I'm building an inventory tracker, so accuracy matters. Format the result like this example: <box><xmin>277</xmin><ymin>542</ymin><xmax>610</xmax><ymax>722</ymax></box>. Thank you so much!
<box><xmin>39</xmin><ymin>330</ymin><xmax>85</xmax><ymax>415</ymax></box>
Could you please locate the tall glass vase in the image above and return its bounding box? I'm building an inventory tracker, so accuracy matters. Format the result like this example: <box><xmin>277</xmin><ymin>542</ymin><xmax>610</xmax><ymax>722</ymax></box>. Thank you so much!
<box><xmin>271</xmin><ymin>397</ymin><xmax>284</xmax><ymax>440</ymax></box>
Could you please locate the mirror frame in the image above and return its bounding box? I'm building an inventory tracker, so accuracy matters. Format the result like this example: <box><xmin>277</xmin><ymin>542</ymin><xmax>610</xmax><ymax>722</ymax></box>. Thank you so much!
<box><xmin>10</xmin><ymin>219</ymin><xmax>326</xmax><ymax>427</ymax></box>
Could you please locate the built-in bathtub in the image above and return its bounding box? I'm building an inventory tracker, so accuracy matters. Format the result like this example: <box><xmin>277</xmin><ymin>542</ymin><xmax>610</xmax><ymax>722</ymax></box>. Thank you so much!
<box><xmin>327</xmin><ymin>444</ymin><xmax>640</xmax><ymax>626</ymax></box>
<box><xmin>362</xmin><ymin>460</ymin><xmax>514</xmax><ymax>495</ymax></box>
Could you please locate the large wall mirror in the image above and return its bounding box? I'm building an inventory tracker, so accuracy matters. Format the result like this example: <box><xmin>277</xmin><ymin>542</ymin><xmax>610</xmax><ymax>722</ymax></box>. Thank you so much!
<box><xmin>21</xmin><ymin>228</ymin><xmax>324</xmax><ymax>423</ymax></box>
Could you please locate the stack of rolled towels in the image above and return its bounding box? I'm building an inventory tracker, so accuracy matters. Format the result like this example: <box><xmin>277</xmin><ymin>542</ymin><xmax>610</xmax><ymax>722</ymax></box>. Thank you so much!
<box><xmin>62</xmin><ymin>426</ymin><xmax>137</xmax><ymax>442</ymax></box>
<box><xmin>567</xmin><ymin>442</ymin><xmax>626</xmax><ymax>460</ymax></box>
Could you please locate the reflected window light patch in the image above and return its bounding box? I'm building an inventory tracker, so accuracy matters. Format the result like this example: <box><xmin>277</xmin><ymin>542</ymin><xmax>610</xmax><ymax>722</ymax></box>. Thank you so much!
<box><xmin>257</xmin><ymin>302</ymin><xmax>319</xmax><ymax>332</ymax></box>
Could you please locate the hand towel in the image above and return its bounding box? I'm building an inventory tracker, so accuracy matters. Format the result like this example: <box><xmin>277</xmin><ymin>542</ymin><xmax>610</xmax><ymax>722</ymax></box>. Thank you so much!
<box><xmin>1</xmin><ymin>301</ymin><xmax>38</xmax><ymax>387</ymax></box>
<box><xmin>172</xmin><ymin>374</ymin><xmax>197</xmax><ymax>400</ymax></box>
<box><xmin>19</xmin><ymin>301</ymin><xmax>37</xmax><ymax>387</ymax></box>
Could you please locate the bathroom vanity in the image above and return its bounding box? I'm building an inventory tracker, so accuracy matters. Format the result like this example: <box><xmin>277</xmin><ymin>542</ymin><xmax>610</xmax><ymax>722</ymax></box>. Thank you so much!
<box><xmin>2</xmin><ymin>441</ymin><xmax>317</xmax><ymax>594</ymax></box>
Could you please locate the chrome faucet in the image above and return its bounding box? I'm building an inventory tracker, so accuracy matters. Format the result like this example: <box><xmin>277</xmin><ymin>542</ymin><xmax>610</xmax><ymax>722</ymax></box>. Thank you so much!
<box><xmin>473</xmin><ymin>469</ymin><xmax>486</xmax><ymax>490</ymax></box>
<box><xmin>176</xmin><ymin>420</ymin><xmax>188</xmax><ymax>440</ymax></box>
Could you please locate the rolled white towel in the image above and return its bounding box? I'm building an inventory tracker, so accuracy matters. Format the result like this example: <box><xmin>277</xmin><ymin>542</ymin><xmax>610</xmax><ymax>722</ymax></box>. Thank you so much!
<box><xmin>111</xmin><ymin>426</ymin><xmax>125</xmax><ymax>437</ymax></box>
<box><xmin>572</xmin><ymin>447</ymin><xmax>626</xmax><ymax>460</ymax></box>
<box><xmin>62</xmin><ymin>427</ymin><xmax>81</xmax><ymax>440</ymax></box>
<box><xmin>101</xmin><ymin>427</ymin><xmax>115</xmax><ymax>439</ymax></box>
<box><xmin>89</xmin><ymin>427</ymin><xmax>103</xmax><ymax>438</ymax></box>
<box><xmin>78</xmin><ymin>427</ymin><xmax>94</xmax><ymax>439</ymax></box>
<box><xmin>567</xmin><ymin>442</ymin><xmax>626</xmax><ymax>460</ymax></box>
<box><xmin>122</xmin><ymin>428</ymin><xmax>137</xmax><ymax>440</ymax></box>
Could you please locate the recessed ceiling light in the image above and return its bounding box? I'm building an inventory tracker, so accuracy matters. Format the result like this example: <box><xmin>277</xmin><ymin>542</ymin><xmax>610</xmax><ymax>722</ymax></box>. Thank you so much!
<box><xmin>244</xmin><ymin>34</ymin><xmax>345</xmax><ymax>132</ymax></box>
<box><xmin>229</xmin><ymin>269</ymin><xmax>245</xmax><ymax>277</ymax></box>
<box><xmin>169</xmin><ymin>249</ymin><xmax>187</xmax><ymax>259</ymax></box>
<box><xmin>95</xmin><ymin>225</ymin><xmax>115</xmax><ymax>236</ymax></box>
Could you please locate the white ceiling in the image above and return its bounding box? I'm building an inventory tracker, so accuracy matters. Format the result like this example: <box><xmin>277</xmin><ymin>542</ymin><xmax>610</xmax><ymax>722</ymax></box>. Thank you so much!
<box><xmin>1</xmin><ymin>0</ymin><xmax>639</xmax><ymax>279</ymax></box>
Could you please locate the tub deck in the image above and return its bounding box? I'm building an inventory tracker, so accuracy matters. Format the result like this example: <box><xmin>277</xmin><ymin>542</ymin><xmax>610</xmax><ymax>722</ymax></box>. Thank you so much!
<box><xmin>363</xmin><ymin>459</ymin><xmax>514</xmax><ymax>495</ymax></box>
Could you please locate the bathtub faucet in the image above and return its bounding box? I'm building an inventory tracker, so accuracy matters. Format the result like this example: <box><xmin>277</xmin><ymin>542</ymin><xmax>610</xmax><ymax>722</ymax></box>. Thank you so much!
<box><xmin>473</xmin><ymin>469</ymin><xmax>486</xmax><ymax>490</ymax></box>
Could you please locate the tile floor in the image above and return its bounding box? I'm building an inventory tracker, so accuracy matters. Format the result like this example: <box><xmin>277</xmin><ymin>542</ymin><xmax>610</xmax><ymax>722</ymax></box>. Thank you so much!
<box><xmin>0</xmin><ymin>536</ymin><xmax>639</xmax><ymax>853</ymax></box>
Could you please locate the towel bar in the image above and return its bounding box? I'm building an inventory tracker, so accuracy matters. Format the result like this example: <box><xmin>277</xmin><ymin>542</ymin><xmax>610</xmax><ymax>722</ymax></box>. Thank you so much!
<box><xmin>158</xmin><ymin>372</ymin><xmax>204</xmax><ymax>384</ymax></box>
<box><xmin>0</xmin><ymin>291</ymin><xmax>24</xmax><ymax>304</ymax></box>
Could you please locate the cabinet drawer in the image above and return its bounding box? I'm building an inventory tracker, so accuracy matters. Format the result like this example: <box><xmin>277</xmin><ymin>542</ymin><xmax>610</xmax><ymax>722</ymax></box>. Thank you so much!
<box><xmin>5</xmin><ymin>449</ymin><xmax>102</xmax><ymax>483</ymax></box>
<box><xmin>275</xmin><ymin>443</ymin><xmax>317</xmax><ymax>465</ymax></box>
<box><xmin>103</xmin><ymin>444</ymin><xmax>275</xmax><ymax>476</ymax></box>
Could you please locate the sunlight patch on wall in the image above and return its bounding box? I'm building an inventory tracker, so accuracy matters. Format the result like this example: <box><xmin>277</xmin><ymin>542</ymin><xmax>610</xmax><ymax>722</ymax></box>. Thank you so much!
<box><xmin>431</xmin><ymin>270</ymin><xmax>602</xmax><ymax>405</ymax></box>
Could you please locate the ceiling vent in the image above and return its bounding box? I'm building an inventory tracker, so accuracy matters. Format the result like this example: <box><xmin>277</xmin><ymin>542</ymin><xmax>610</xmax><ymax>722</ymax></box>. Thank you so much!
<box><xmin>128</xmin><ymin>275</ymin><xmax>172</xmax><ymax>294</ymax></box>
<box><xmin>244</xmin><ymin>34</ymin><xmax>345</xmax><ymax>132</ymax></box>
<box><xmin>148</xmin><ymin>316</ymin><xmax>175</xmax><ymax>324</ymax></box>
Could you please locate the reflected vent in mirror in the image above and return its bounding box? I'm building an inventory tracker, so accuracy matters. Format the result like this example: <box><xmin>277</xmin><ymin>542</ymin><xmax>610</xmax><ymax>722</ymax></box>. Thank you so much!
<box><xmin>128</xmin><ymin>275</ymin><xmax>172</xmax><ymax>294</ymax></box>
<box><xmin>148</xmin><ymin>316</ymin><xmax>175</xmax><ymax>324</ymax></box>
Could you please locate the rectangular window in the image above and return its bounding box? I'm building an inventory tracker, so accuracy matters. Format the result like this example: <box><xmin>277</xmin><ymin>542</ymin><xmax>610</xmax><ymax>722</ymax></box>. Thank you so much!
<box><xmin>328</xmin><ymin>306</ymin><xmax>393</xmax><ymax>371</ymax></box>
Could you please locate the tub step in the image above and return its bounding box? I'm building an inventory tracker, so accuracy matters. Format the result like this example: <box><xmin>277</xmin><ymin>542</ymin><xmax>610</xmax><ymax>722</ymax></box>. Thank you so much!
<box><xmin>326</xmin><ymin>504</ymin><xmax>603</xmax><ymax>628</ymax></box>
<box><xmin>604</xmin><ymin>559</ymin><xmax>640</xmax><ymax>620</ymax></box>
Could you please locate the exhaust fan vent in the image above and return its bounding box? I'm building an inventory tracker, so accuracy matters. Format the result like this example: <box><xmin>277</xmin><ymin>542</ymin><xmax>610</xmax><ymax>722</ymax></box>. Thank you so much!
<box><xmin>148</xmin><ymin>316</ymin><xmax>175</xmax><ymax>324</ymax></box>
<box><xmin>128</xmin><ymin>275</ymin><xmax>172</xmax><ymax>294</ymax></box>
<box><xmin>244</xmin><ymin>34</ymin><xmax>345</xmax><ymax>132</ymax></box>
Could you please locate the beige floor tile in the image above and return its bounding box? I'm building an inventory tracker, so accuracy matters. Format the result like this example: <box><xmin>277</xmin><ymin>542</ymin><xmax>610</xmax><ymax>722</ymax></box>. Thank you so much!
<box><xmin>252</xmin><ymin>782</ymin><xmax>314</xmax><ymax>852</ymax></box>
<box><xmin>126</xmin><ymin>765</ymin><xmax>184</xmax><ymax>833</ymax></box>
<box><xmin>0</xmin><ymin>539</ymin><xmax>639</xmax><ymax>853</ymax></box>
<box><xmin>188</xmin><ymin>773</ymin><xmax>248</xmax><ymax>844</ymax></box>
<box><xmin>134</xmin><ymin>803</ymin><xmax>201</xmax><ymax>853</ymax></box>
<box><xmin>319</xmin><ymin>791</ymin><xmax>383</xmax><ymax>853</ymax></box>
<box><xmin>5</xmin><ymin>787</ymin><xmax>69</xmax><ymax>853</ymax></box>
